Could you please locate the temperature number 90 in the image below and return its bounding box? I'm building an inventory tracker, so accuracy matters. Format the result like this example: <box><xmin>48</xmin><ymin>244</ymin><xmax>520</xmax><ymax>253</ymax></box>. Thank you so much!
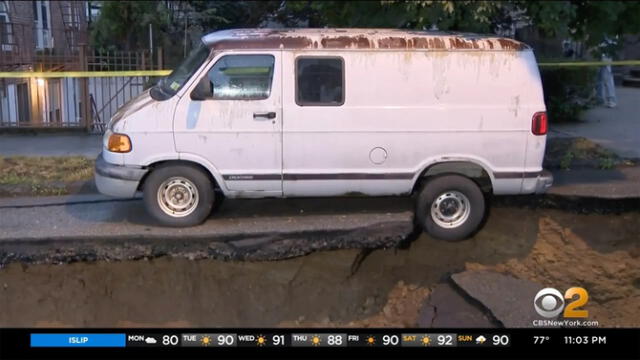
<box><xmin>492</xmin><ymin>335</ymin><xmax>510</xmax><ymax>346</ymax></box>
<box><xmin>382</xmin><ymin>335</ymin><xmax>399</xmax><ymax>346</ymax></box>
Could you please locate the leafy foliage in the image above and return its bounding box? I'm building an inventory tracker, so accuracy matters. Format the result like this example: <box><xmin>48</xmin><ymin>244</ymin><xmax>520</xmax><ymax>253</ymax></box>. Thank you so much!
<box><xmin>539</xmin><ymin>66</ymin><xmax>598</xmax><ymax>123</ymax></box>
<box><xmin>279</xmin><ymin>1</ymin><xmax>640</xmax><ymax>56</ymax></box>
<box><xmin>91</xmin><ymin>1</ymin><xmax>640</xmax><ymax>59</ymax></box>
<box><xmin>280</xmin><ymin>1</ymin><xmax>512</xmax><ymax>31</ymax></box>
<box><xmin>90</xmin><ymin>1</ymin><xmax>170</xmax><ymax>51</ymax></box>
<box><xmin>186</xmin><ymin>1</ymin><xmax>282</xmax><ymax>31</ymax></box>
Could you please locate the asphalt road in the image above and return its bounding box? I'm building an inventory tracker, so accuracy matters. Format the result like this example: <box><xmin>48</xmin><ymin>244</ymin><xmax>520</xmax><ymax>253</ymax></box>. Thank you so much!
<box><xmin>0</xmin><ymin>197</ymin><xmax>415</xmax><ymax>264</ymax></box>
<box><xmin>0</xmin><ymin>197</ymin><xmax>414</xmax><ymax>240</ymax></box>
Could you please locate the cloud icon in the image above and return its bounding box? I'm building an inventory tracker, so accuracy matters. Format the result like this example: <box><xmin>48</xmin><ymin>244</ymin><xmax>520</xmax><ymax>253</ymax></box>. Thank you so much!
<box><xmin>145</xmin><ymin>337</ymin><xmax>157</xmax><ymax>344</ymax></box>
<box><xmin>475</xmin><ymin>335</ymin><xmax>486</xmax><ymax>344</ymax></box>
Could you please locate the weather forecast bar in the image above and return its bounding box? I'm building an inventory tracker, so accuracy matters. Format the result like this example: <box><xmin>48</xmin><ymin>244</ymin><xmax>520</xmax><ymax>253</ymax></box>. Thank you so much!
<box><xmin>11</xmin><ymin>329</ymin><xmax>637</xmax><ymax>358</ymax></box>
<box><xmin>52</xmin><ymin>332</ymin><xmax>508</xmax><ymax>348</ymax></box>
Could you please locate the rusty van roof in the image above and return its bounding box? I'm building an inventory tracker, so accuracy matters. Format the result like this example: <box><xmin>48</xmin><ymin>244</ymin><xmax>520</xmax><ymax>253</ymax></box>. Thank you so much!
<box><xmin>201</xmin><ymin>28</ymin><xmax>529</xmax><ymax>51</ymax></box>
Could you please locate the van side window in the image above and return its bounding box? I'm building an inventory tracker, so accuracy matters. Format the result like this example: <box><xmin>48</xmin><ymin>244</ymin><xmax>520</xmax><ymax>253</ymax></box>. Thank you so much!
<box><xmin>296</xmin><ymin>57</ymin><xmax>344</xmax><ymax>106</ymax></box>
<box><xmin>207</xmin><ymin>55</ymin><xmax>275</xmax><ymax>100</ymax></box>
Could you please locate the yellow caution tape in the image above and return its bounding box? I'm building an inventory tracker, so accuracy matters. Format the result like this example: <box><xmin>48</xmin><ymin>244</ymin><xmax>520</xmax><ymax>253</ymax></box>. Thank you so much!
<box><xmin>0</xmin><ymin>60</ymin><xmax>639</xmax><ymax>78</ymax></box>
<box><xmin>0</xmin><ymin>70</ymin><xmax>172</xmax><ymax>78</ymax></box>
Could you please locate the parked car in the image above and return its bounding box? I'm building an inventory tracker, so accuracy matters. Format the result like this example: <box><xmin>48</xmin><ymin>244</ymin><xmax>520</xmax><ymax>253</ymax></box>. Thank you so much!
<box><xmin>95</xmin><ymin>28</ymin><xmax>553</xmax><ymax>240</ymax></box>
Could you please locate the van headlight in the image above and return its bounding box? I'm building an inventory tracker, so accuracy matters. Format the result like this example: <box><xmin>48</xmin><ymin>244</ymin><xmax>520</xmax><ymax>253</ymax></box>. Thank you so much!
<box><xmin>104</xmin><ymin>129</ymin><xmax>132</xmax><ymax>153</ymax></box>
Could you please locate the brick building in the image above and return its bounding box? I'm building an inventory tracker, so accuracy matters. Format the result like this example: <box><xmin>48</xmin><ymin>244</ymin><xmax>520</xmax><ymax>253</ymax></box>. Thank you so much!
<box><xmin>0</xmin><ymin>0</ymin><xmax>87</xmax><ymax>126</ymax></box>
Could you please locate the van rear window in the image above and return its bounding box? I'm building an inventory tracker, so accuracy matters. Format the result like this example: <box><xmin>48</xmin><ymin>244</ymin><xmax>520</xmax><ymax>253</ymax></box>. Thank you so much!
<box><xmin>296</xmin><ymin>57</ymin><xmax>344</xmax><ymax>106</ymax></box>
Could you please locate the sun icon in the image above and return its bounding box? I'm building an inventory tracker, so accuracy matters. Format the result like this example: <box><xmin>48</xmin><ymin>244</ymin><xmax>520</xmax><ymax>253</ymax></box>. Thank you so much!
<box><xmin>311</xmin><ymin>335</ymin><xmax>322</xmax><ymax>346</ymax></box>
<box><xmin>366</xmin><ymin>336</ymin><xmax>376</xmax><ymax>346</ymax></box>
<box><xmin>200</xmin><ymin>335</ymin><xmax>212</xmax><ymax>346</ymax></box>
<box><xmin>256</xmin><ymin>335</ymin><xmax>267</xmax><ymax>346</ymax></box>
<box><xmin>421</xmin><ymin>335</ymin><xmax>431</xmax><ymax>346</ymax></box>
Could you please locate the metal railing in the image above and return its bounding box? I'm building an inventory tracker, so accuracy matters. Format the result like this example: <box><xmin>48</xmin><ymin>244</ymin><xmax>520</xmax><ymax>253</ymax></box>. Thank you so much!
<box><xmin>0</xmin><ymin>76</ymin><xmax>84</xmax><ymax>128</ymax></box>
<box><xmin>0</xmin><ymin>34</ymin><xmax>165</xmax><ymax>132</ymax></box>
<box><xmin>0</xmin><ymin>73</ymin><xmax>162</xmax><ymax>132</ymax></box>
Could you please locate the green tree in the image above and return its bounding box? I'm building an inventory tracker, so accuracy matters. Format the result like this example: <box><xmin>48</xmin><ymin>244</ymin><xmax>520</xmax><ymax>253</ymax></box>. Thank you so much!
<box><xmin>185</xmin><ymin>1</ymin><xmax>282</xmax><ymax>31</ymax></box>
<box><xmin>278</xmin><ymin>0</ymin><xmax>640</xmax><ymax>56</ymax></box>
<box><xmin>91</xmin><ymin>1</ymin><xmax>170</xmax><ymax>51</ymax></box>
<box><xmin>279</xmin><ymin>1</ymin><xmax>515</xmax><ymax>31</ymax></box>
<box><xmin>566</xmin><ymin>1</ymin><xmax>640</xmax><ymax>53</ymax></box>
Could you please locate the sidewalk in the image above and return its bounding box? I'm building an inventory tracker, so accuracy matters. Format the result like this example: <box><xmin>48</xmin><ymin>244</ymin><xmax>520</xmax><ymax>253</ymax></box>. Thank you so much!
<box><xmin>549</xmin><ymin>87</ymin><xmax>640</xmax><ymax>159</ymax></box>
<box><xmin>0</xmin><ymin>134</ymin><xmax>102</xmax><ymax>158</ymax></box>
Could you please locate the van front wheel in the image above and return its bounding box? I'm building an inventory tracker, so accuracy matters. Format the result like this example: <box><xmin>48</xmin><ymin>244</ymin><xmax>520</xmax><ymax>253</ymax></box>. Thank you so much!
<box><xmin>143</xmin><ymin>164</ymin><xmax>215</xmax><ymax>227</ymax></box>
<box><xmin>416</xmin><ymin>175</ymin><xmax>485</xmax><ymax>241</ymax></box>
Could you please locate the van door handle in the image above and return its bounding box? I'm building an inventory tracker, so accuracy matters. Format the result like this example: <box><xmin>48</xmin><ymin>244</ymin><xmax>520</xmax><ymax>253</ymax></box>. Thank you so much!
<box><xmin>253</xmin><ymin>112</ymin><xmax>276</xmax><ymax>120</ymax></box>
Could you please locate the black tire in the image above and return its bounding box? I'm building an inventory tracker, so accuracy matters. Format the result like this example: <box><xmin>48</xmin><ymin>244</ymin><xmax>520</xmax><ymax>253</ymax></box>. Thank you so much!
<box><xmin>143</xmin><ymin>164</ymin><xmax>215</xmax><ymax>227</ymax></box>
<box><xmin>416</xmin><ymin>175</ymin><xmax>485</xmax><ymax>241</ymax></box>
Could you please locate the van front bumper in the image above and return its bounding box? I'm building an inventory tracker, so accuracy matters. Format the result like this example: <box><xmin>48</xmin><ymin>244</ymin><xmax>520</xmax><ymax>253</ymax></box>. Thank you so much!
<box><xmin>534</xmin><ymin>169</ymin><xmax>554</xmax><ymax>194</ymax></box>
<box><xmin>94</xmin><ymin>153</ymin><xmax>148</xmax><ymax>198</ymax></box>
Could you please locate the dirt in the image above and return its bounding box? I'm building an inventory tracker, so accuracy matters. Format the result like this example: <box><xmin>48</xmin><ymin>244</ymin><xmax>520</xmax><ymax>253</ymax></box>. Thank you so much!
<box><xmin>0</xmin><ymin>207</ymin><xmax>638</xmax><ymax>328</ymax></box>
<box><xmin>465</xmin><ymin>214</ymin><xmax>640</xmax><ymax>327</ymax></box>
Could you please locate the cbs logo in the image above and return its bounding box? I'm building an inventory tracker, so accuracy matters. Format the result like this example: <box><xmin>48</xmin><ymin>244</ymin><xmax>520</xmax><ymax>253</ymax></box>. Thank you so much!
<box><xmin>534</xmin><ymin>287</ymin><xmax>589</xmax><ymax>318</ymax></box>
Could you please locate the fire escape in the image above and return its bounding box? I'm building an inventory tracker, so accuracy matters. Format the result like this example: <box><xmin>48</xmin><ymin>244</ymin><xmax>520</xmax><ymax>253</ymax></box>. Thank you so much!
<box><xmin>34</xmin><ymin>1</ymin><xmax>88</xmax><ymax>72</ymax></box>
<box><xmin>0</xmin><ymin>2</ymin><xmax>88</xmax><ymax>72</ymax></box>
<box><xmin>59</xmin><ymin>1</ymin><xmax>86</xmax><ymax>55</ymax></box>
<box><xmin>0</xmin><ymin>21</ymin><xmax>28</xmax><ymax>71</ymax></box>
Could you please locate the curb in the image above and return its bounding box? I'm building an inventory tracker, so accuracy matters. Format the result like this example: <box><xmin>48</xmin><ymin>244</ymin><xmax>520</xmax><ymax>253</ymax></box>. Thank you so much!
<box><xmin>0</xmin><ymin>194</ymin><xmax>142</xmax><ymax>209</ymax></box>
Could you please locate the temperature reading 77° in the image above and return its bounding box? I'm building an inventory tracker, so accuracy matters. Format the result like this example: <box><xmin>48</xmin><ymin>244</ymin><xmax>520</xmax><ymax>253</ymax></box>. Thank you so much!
<box><xmin>534</xmin><ymin>336</ymin><xmax>550</xmax><ymax>345</ymax></box>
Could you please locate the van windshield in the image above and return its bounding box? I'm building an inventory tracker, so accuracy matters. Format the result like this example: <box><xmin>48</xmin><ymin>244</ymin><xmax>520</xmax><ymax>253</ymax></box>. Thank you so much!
<box><xmin>150</xmin><ymin>42</ymin><xmax>210</xmax><ymax>100</ymax></box>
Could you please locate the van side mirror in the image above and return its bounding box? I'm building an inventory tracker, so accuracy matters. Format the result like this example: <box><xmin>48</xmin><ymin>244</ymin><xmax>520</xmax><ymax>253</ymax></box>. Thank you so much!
<box><xmin>190</xmin><ymin>77</ymin><xmax>213</xmax><ymax>101</ymax></box>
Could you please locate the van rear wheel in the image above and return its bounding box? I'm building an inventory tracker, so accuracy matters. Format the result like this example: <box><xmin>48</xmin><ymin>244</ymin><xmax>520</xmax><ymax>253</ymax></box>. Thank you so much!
<box><xmin>416</xmin><ymin>175</ymin><xmax>485</xmax><ymax>241</ymax></box>
<box><xmin>143</xmin><ymin>164</ymin><xmax>215</xmax><ymax>227</ymax></box>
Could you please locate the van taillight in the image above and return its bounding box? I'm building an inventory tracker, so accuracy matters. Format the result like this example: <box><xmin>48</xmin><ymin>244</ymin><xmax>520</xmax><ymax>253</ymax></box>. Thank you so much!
<box><xmin>532</xmin><ymin>111</ymin><xmax>548</xmax><ymax>135</ymax></box>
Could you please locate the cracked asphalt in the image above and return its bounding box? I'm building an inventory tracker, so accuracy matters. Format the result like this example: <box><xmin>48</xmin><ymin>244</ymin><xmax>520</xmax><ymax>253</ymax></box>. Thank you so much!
<box><xmin>0</xmin><ymin>197</ymin><xmax>638</xmax><ymax>328</ymax></box>
<box><xmin>0</xmin><ymin>197</ymin><xmax>414</xmax><ymax>264</ymax></box>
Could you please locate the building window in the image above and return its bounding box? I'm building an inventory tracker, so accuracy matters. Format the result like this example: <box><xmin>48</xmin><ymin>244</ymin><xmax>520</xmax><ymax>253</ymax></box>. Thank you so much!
<box><xmin>296</xmin><ymin>57</ymin><xmax>344</xmax><ymax>106</ymax></box>
<box><xmin>205</xmin><ymin>55</ymin><xmax>275</xmax><ymax>100</ymax></box>
<box><xmin>0</xmin><ymin>1</ymin><xmax>12</xmax><ymax>50</ymax></box>
<box><xmin>33</xmin><ymin>0</ymin><xmax>52</xmax><ymax>49</ymax></box>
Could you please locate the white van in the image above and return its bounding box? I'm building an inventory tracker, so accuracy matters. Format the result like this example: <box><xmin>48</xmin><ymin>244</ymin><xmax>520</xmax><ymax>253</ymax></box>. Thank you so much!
<box><xmin>95</xmin><ymin>28</ymin><xmax>552</xmax><ymax>240</ymax></box>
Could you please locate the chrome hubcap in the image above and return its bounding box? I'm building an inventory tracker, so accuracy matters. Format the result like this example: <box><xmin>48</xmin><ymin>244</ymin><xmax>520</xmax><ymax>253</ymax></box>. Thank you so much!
<box><xmin>430</xmin><ymin>191</ymin><xmax>471</xmax><ymax>228</ymax></box>
<box><xmin>157</xmin><ymin>177</ymin><xmax>199</xmax><ymax>217</ymax></box>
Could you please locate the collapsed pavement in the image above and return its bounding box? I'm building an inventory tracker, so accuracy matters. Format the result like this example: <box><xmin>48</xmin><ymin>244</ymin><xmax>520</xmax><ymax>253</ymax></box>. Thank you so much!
<box><xmin>0</xmin><ymin>197</ymin><xmax>416</xmax><ymax>266</ymax></box>
<box><xmin>1</xmin><ymin>191</ymin><xmax>638</xmax><ymax>267</ymax></box>
<box><xmin>1</xmin><ymin>199</ymin><xmax>638</xmax><ymax>328</ymax></box>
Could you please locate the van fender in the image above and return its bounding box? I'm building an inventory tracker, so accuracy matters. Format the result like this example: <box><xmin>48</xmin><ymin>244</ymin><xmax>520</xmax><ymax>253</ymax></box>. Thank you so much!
<box><xmin>175</xmin><ymin>152</ymin><xmax>230</xmax><ymax>194</ymax></box>
<box><xmin>138</xmin><ymin>153</ymin><xmax>184</xmax><ymax>168</ymax></box>
<box><xmin>412</xmin><ymin>155</ymin><xmax>496</xmax><ymax>193</ymax></box>
<box><xmin>138</xmin><ymin>152</ymin><xmax>230</xmax><ymax>195</ymax></box>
